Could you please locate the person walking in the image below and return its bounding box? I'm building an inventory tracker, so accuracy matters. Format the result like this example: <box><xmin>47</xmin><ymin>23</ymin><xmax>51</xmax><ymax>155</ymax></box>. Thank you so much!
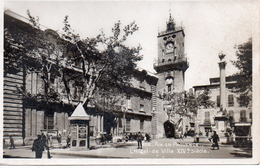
<box><xmin>49</xmin><ymin>135</ymin><xmax>53</xmax><ymax>148</ymax></box>
<box><xmin>57</xmin><ymin>133</ymin><xmax>62</xmax><ymax>147</ymax></box>
<box><xmin>32</xmin><ymin>133</ymin><xmax>45</xmax><ymax>158</ymax></box>
<box><xmin>145</xmin><ymin>133</ymin><xmax>151</xmax><ymax>142</ymax></box>
<box><xmin>42</xmin><ymin>133</ymin><xmax>52</xmax><ymax>159</ymax></box>
<box><xmin>9</xmin><ymin>136</ymin><xmax>15</xmax><ymax>149</ymax></box>
<box><xmin>66</xmin><ymin>135</ymin><xmax>71</xmax><ymax>148</ymax></box>
<box><xmin>137</xmin><ymin>132</ymin><xmax>143</xmax><ymax>149</ymax></box>
<box><xmin>212</xmin><ymin>131</ymin><xmax>220</xmax><ymax>150</ymax></box>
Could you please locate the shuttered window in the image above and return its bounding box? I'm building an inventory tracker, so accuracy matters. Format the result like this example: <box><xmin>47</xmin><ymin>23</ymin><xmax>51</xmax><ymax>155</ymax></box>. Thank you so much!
<box><xmin>228</xmin><ymin>95</ymin><xmax>234</xmax><ymax>107</ymax></box>
<box><xmin>240</xmin><ymin>110</ymin><xmax>247</xmax><ymax>123</ymax></box>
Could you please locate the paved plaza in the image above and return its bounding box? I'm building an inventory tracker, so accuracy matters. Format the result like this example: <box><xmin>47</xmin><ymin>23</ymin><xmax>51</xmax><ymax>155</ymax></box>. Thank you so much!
<box><xmin>3</xmin><ymin>137</ymin><xmax>252</xmax><ymax>159</ymax></box>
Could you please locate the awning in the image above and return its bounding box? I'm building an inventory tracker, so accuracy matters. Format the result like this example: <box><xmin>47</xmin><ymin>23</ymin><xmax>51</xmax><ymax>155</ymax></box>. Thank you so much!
<box><xmin>234</xmin><ymin>123</ymin><xmax>251</xmax><ymax>127</ymax></box>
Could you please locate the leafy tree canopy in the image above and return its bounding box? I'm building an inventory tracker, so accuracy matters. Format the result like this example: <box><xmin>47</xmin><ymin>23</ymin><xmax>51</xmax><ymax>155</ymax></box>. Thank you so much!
<box><xmin>158</xmin><ymin>89</ymin><xmax>215</xmax><ymax>118</ymax></box>
<box><xmin>231</xmin><ymin>38</ymin><xmax>252</xmax><ymax>107</ymax></box>
<box><xmin>4</xmin><ymin>10</ymin><xmax>143</xmax><ymax>111</ymax></box>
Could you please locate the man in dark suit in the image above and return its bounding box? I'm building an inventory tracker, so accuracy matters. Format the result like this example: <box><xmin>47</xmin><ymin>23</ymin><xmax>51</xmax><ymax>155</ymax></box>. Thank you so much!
<box><xmin>32</xmin><ymin>133</ymin><xmax>45</xmax><ymax>158</ymax></box>
<box><xmin>137</xmin><ymin>132</ymin><xmax>143</xmax><ymax>149</ymax></box>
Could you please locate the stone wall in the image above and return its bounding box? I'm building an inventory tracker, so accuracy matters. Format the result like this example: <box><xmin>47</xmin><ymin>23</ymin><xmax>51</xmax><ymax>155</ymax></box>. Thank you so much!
<box><xmin>3</xmin><ymin>71</ymin><xmax>24</xmax><ymax>144</ymax></box>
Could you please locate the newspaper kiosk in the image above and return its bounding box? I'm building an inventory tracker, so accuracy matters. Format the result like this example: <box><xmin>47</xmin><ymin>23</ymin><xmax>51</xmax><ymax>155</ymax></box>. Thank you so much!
<box><xmin>69</xmin><ymin>103</ymin><xmax>90</xmax><ymax>150</ymax></box>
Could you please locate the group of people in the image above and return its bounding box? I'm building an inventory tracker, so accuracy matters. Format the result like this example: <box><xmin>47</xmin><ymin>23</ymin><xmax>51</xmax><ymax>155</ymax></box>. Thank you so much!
<box><xmin>135</xmin><ymin>131</ymin><xmax>220</xmax><ymax>150</ymax></box>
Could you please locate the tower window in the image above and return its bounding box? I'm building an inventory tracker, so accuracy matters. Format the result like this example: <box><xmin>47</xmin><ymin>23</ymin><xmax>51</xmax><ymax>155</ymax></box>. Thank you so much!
<box><xmin>174</xmin><ymin>47</ymin><xmax>178</xmax><ymax>56</ymax></box>
<box><xmin>165</xmin><ymin>77</ymin><xmax>174</xmax><ymax>92</ymax></box>
<box><xmin>126</xmin><ymin>95</ymin><xmax>131</xmax><ymax>110</ymax></box>
<box><xmin>168</xmin><ymin>59</ymin><xmax>171</xmax><ymax>62</ymax></box>
<box><xmin>162</xmin><ymin>49</ymin><xmax>165</xmax><ymax>55</ymax></box>
<box><xmin>167</xmin><ymin>84</ymin><xmax>172</xmax><ymax>92</ymax></box>
<box><xmin>140</xmin><ymin>104</ymin><xmax>145</xmax><ymax>112</ymax></box>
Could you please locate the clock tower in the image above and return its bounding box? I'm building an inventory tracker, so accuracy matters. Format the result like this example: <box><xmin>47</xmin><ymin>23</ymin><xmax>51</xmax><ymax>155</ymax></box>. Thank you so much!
<box><xmin>154</xmin><ymin>14</ymin><xmax>189</xmax><ymax>138</ymax></box>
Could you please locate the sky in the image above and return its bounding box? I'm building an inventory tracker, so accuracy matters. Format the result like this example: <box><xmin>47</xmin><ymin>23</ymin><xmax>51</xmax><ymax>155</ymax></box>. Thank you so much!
<box><xmin>3</xmin><ymin>1</ymin><xmax>256</xmax><ymax>90</ymax></box>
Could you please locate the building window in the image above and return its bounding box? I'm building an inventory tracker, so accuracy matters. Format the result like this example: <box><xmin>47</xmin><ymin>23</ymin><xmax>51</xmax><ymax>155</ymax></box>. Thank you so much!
<box><xmin>126</xmin><ymin>95</ymin><xmax>131</xmax><ymax>110</ymax></box>
<box><xmin>44</xmin><ymin>114</ymin><xmax>54</xmax><ymax>130</ymax></box>
<box><xmin>228</xmin><ymin>95</ymin><xmax>234</xmax><ymax>107</ymax></box>
<box><xmin>168</xmin><ymin>59</ymin><xmax>171</xmax><ymax>62</ymax></box>
<box><xmin>162</xmin><ymin>59</ymin><xmax>165</xmax><ymax>63</ymax></box>
<box><xmin>140</xmin><ymin>104</ymin><xmax>144</xmax><ymax>112</ymax></box>
<box><xmin>215</xmin><ymin>121</ymin><xmax>218</xmax><ymax>129</ymax></box>
<box><xmin>140</xmin><ymin>119</ymin><xmax>144</xmax><ymax>131</ymax></box>
<box><xmin>240</xmin><ymin>110</ymin><xmax>247</xmax><ymax>123</ymax></box>
<box><xmin>239</xmin><ymin>95</ymin><xmax>246</xmax><ymax>107</ymax></box>
<box><xmin>204</xmin><ymin>112</ymin><xmax>210</xmax><ymax>124</ymax></box>
<box><xmin>126</xmin><ymin>119</ymin><xmax>131</xmax><ymax>132</ymax></box>
<box><xmin>217</xmin><ymin>95</ymin><xmax>220</xmax><ymax>107</ymax></box>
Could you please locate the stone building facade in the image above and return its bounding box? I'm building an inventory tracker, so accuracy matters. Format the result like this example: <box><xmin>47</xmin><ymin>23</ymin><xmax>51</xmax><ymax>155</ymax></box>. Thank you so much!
<box><xmin>3</xmin><ymin>10</ymin><xmax>158</xmax><ymax>145</ymax></box>
<box><xmin>193</xmin><ymin>76</ymin><xmax>252</xmax><ymax>139</ymax></box>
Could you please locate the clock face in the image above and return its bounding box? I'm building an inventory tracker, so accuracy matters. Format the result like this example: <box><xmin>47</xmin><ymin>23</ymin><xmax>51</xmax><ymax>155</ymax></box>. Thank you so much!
<box><xmin>166</xmin><ymin>42</ymin><xmax>174</xmax><ymax>50</ymax></box>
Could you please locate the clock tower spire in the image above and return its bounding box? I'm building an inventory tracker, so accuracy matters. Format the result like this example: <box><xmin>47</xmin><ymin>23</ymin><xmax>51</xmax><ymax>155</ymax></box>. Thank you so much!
<box><xmin>154</xmin><ymin>14</ymin><xmax>189</xmax><ymax>138</ymax></box>
<box><xmin>167</xmin><ymin>13</ymin><xmax>175</xmax><ymax>31</ymax></box>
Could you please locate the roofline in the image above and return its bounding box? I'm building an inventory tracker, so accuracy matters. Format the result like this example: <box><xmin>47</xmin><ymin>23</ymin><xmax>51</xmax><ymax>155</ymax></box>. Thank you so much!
<box><xmin>135</xmin><ymin>66</ymin><xmax>158</xmax><ymax>78</ymax></box>
<box><xmin>4</xmin><ymin>10</ymin><xmax>50</xmax><ymax>30</ymax></box>
<box><xmin>193</xmin><ymin>82</ymin><xmax>237</xmax><ymax>89</ymax></box>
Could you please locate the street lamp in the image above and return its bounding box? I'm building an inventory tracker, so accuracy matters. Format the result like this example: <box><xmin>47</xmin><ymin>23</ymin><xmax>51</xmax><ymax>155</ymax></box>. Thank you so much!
<box><xmin>122</xmin><ymin>106</ymin><xmax>126</xmax><ymax>134</ymax></box>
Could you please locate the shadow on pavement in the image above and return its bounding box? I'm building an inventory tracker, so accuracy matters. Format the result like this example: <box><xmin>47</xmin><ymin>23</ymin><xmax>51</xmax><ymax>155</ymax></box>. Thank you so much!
<box><xmin>230</xmin><ymin>148</ymin><xmax>252</xmax><ymax>158</ymax></box>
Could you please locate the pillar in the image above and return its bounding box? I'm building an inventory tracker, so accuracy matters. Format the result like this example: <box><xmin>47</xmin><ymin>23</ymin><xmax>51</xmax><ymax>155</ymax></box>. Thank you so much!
<box><xmin>219</xmin><ymin>61</ymin><xmax>227</xmax><ymax>109</ymax></box>
<box><xmin>101</xmin><ymin>115</ymin><xmax>104</xmax><ymax>133</ymax></box>
<box><xmin>123</xmin><ymin>111</ymin><xmax>126</xmax><ymax>133</ymax></box>
<box><xmin>97</xmin><ymin>115</ymin><xmax>100</xmax><ymax>136</ymax></box>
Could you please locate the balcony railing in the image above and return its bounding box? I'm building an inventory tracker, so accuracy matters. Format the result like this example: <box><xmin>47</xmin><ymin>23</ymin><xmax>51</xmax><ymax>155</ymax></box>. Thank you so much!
<box><xmin>158</xmin><ymin>26</ymin><xmax>184</xmax><ymax>36</ymax></box>
<box><xmin>153</xmin><ymin>56</ymin><xmax>188</xmax><ymax>68</ymax></box>
<box><xmin>204</xmin><ymin>120</ymin><xmax>211</xmax><ymax>125</ymax></box>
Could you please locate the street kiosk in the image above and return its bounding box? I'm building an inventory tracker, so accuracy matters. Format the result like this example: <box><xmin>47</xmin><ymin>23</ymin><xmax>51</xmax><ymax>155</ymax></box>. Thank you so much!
<box><xmin>68</xmin><ymin>103</ymin><xmax>90</xmax><ymax>150</ymax></box>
